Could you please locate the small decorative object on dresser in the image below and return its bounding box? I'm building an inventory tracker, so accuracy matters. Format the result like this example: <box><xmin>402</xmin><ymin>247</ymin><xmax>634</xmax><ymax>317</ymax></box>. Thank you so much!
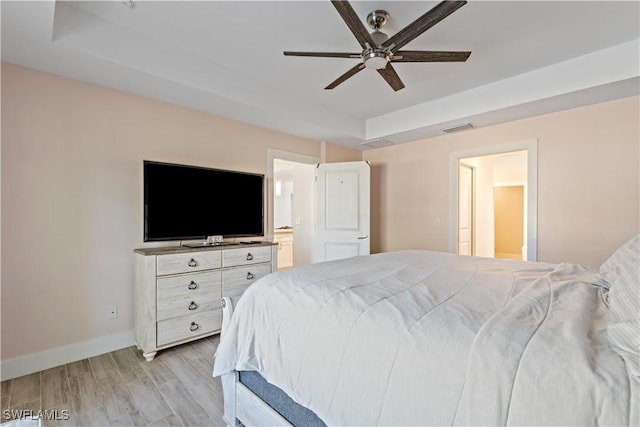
<box><xmin>134</xmin><ymin>242</ymin><xmax>277</xmax><ymax>361</ymax></box>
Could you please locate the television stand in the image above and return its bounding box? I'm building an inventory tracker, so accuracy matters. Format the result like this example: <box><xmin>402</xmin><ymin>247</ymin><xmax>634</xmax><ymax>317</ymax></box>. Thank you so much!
<box><xmin>133</xmin><ymin>242</ymin><xmax>277</xmax><ymax>360</ymax></box>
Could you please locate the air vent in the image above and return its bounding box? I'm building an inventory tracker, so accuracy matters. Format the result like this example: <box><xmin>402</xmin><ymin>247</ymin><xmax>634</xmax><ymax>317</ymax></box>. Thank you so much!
<box><xmin>361</xmin><ymin>139</ymin><xmax>393</xmax><ymax>148</ymax></box>
<box><xmin>441</xmin><ymin>122</ymin><xmax>474</xmax><ymax>133</ymax></box>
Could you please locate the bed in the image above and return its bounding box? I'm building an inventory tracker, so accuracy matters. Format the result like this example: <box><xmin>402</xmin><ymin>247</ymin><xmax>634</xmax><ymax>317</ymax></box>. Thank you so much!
<box><xmin>212</xmin><ymin>236</ymin><xmax>639</xmax><ymax>426</ymax></box>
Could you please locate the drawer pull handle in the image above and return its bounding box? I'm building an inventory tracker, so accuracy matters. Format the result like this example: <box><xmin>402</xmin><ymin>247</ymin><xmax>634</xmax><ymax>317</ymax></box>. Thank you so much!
<box><xmin>246</xmin><ymin>253</ymin><xmax>254</xmax><ymax>261</ymax></box>
<box><xmin>246</xmin><ymin>272</ymin><xmax>254</xmax><ymax>280</ymax></box>
<box><xmin>190</xmin><ymin>322</ymin><xmax>199</xmax><ymax>332</ymax></box>
<box><xmin>188</xmin><ymin>258</ymin><xmax>198</xmax><ymax>267</ymax></box>
<box><xmin>188</xmin><ymin>301</ymin><xmax>198</xmax><ymax>311</ymax></box>
<box><xmin>188</xmin><ymin>281</ymin><xmax>198</xmax><ymax>290</ymax></box>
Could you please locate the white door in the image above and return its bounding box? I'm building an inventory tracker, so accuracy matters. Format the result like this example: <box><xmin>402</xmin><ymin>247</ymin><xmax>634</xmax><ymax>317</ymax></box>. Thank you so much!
<box><xmin>316</xmin><ymin>161</ymin><xmax>370</xmax><ymax>262</ymax></box>
<box><xmin>458</xmin><ymin>163</ymin><xmax>474</xmax><ymax>256</ymax></box>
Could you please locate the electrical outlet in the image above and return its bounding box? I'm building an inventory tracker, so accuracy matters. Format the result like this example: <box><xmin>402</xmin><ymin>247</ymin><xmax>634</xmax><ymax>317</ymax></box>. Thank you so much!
<box><xmin>107</xmin><ymin>305</ymin><xmax>118</xmax><ymax>320</ymax></box>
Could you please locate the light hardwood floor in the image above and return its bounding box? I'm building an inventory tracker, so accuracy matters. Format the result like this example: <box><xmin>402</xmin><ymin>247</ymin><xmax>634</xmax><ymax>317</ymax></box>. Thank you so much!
<box><xmin>0</xmin><ymin>335</ymin><xmax>225</xmax><ymax>427</ymax></box>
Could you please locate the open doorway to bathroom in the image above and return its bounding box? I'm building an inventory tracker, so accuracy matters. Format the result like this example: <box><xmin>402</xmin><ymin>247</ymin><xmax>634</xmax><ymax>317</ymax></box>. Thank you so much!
<box><xmin>269</xmin><ymin>151</ymin><xmax>317</xmax><ymax>270</ymax></box>
<box><xmin>449</xmin><ymin>140</ymin><xmax>538</xmax><ymax>261</ymax></box>
<box><xmin>459</xmin><ymin>150</ymin><xmax>527</xmax><ymax>260</ymax></box>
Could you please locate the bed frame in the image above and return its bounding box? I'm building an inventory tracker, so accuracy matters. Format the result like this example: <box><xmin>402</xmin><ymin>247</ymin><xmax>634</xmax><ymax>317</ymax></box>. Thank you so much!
<box><xmin>219</xmin><ymin>297</ymin><xmax>294</xmax><ymax>427</ymax></box>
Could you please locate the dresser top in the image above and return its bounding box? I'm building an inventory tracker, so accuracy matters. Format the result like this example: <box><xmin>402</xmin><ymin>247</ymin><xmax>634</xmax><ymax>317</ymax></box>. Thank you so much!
<box><xmin>134</xmin><ymin>241</ymin><xmax>276</xmax><ymax>256</ymax></box>
<box><xmin>274</xmin><ymin>228</ymin><xmax>293</xmax><ymax>234</ymax></box>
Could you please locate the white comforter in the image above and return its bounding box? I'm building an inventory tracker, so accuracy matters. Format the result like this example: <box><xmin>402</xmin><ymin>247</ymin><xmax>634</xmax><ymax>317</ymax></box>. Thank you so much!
<box><xmin>213</xmin><ymin>250</ymin><xmax>636</xmax><ymax>426</ymax></box>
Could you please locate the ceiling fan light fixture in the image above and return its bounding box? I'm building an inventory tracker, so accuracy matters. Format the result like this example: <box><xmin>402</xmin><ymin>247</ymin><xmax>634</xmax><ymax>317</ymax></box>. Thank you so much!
<box><xmin>363</xmin><ymin>51</ymin><xmax>389</xmax><ymax>70</ymax></box>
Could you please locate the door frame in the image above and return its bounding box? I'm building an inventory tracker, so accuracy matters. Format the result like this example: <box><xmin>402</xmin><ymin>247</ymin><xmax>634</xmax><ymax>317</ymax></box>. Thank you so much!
<box><xmin>448</xmin><ymin>139</ymin><xmax>538</xmax><ymax>261</ymax></box>
<box><xmin>267</xmin><ymin>149</ymin><xmax>320</xmax><ymax>257</ymax></box>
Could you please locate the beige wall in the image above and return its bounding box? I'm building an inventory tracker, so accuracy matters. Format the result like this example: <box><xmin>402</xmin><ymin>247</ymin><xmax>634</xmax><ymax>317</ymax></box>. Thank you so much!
<box><xmin>321</xmin><ymin>141</ymin><xmax>362</xmax><ymax>163</ymax></box>
<box><xmin>3</xmin><ymin>60</ymin><xmax>638</xmax><ymax>369</ymax></box>
<box><xmin>0</xmin><ymin>62</ymin><xmax>340</xmax><ymax>362</ymax></box>
<box><xmin>364</xmin><ymin>96</ymin><xmax>639</xmax><ymax>267</ymax></box>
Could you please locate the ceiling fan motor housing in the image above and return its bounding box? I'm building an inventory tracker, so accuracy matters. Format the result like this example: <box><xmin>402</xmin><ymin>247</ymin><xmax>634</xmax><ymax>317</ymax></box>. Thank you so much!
<box><xmin>370</xmin><ymin>30</ymin><xmax>388</xmax><ymax>46</ymax></box>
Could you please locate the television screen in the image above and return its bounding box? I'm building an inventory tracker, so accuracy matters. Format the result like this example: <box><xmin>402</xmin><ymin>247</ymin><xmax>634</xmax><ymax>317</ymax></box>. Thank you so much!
<box><xmin>144</xmin><ymin>161</ymin><xmax>264</xmax><ymax>241</ymax></box>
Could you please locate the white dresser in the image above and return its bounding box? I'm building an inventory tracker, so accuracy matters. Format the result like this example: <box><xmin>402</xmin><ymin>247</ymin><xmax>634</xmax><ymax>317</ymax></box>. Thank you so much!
<box><xmin>134</xmin><ymin>242</ymin><xmax>277</xmax><ymax>361</ymax></box>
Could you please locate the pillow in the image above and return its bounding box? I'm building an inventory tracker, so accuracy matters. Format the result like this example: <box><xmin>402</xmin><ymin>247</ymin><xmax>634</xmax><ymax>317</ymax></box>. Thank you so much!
<box><xmin>600</xmin><ymin>234</ymin><xmax>640</xmax><ymax>378</ymax></box>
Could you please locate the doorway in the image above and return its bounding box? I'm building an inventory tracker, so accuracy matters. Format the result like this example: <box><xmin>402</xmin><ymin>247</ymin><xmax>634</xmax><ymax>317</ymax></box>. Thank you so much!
<box><xmin>449</xmin><ymin>140</ymin><xmax>538</xmax><ymax>261</ymax></box>
<box><xmin>268</xmin><ymin>150</ymin><xmax>318</xmax><ymax>269</ymax></box>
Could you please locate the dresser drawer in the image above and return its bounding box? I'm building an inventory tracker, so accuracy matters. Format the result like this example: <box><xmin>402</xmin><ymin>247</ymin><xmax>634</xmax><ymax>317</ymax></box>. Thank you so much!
<box><xmin>157</xmin><ymin>271</ymin><xmax>222</xmax><ymax>300</ymax></box>
<box><xmin>222</xmin><ymin>263</ymin><xmax>272</xmax><ymax>299</ymax></box>
<box><xmin>157</xmin><ymin>289</ymin><xmax>222</xmax><ymax>321</ymax></box>
<box><xmin>157</xmin><ymin>251</ymin><xmax>221</xmax><ymax>276</ymax></box>
<box><xmin>157</xmin><ymin>308</ymin><xmax>222</xmax><ymax>347</ymax></box>
<box><xmin>222</xmin><ymin>246</ymin><xmax>271</xmax><ymax>267</ymax></box>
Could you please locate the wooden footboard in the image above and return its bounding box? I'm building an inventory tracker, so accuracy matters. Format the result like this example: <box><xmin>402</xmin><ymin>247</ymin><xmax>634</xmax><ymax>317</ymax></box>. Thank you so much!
<box><xmin>219</xmin><ymin>297</ymin><xmax>293</xmax><ymax>427</ymax></box>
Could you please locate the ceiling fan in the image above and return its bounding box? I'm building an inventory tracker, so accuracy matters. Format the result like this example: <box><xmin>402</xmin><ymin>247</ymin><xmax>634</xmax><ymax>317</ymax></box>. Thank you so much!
<box><xmin>284</xmin><ymin>0</ymin><xmax>471</xmax><ymax>92</ymax></box>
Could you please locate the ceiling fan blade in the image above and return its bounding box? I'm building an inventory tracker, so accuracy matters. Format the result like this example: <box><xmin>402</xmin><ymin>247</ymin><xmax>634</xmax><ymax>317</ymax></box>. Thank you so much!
<box><xmin>331</xmin><ymin>1</ymin><xmax>377</xmax><ymax>49</ymax></box>
<box><xmin>377</xmin><ymin>64</ymin><xmax>405</xmax><ymax>92</ymax></box>
<box><xmin>284</xmin><ymin>51</ymin><xmax>361</xmax><ymax>59</ymax></box>
<box><xmin>382</xmin><ymin>1</ymin><xmax>467</xmax><ymax>52</ymax></box>
<box><xmin>392</xmin><ymin>50</ymin><xmax>471</xmax><ymax>62</ymax></box>
<box><xmin>325</xmin><ymin>63</ymin><xmax>365</xmax><ymax>90</ymax></box>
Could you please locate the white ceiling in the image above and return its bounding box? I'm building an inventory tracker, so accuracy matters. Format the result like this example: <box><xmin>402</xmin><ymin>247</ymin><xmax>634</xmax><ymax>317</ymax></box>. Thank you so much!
<box><xmin>2</xmin><ymin>1</ymin><xmax>639</xmax><ymax>150</ymax></box>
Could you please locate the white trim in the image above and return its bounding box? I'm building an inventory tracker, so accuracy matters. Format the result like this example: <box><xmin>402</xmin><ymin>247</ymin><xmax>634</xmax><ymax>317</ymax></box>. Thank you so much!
<box><xmin>449</xmin><ymin>139</ymin><xmax>538</xmax><ymax>261</ymax></box>
<box><xmin>1</xmin><ymin>330</ymin><xmax>134</xmax><ymax>380</ymax></box>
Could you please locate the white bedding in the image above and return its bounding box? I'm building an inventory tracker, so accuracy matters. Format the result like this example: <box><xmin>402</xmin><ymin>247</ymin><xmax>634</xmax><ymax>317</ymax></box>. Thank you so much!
<box><xmin>213</xmin><ymin>250</ymin><xmax>637</xmax><ymax>426</ymax></box>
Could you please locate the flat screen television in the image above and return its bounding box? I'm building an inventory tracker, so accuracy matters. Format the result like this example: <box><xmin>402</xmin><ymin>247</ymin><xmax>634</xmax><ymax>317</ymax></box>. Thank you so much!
<box><xmin>144</xmin><ymin>160</ymin><xmax>264</xmax><ymax>242</ymax></box>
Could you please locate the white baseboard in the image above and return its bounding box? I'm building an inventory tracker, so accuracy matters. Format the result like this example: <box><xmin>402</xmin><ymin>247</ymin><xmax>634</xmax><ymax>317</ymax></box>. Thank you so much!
<box><xmin>1</xmin><ymin>330</ymin><xmax>135</xmax><ymax>381</ymax></box>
